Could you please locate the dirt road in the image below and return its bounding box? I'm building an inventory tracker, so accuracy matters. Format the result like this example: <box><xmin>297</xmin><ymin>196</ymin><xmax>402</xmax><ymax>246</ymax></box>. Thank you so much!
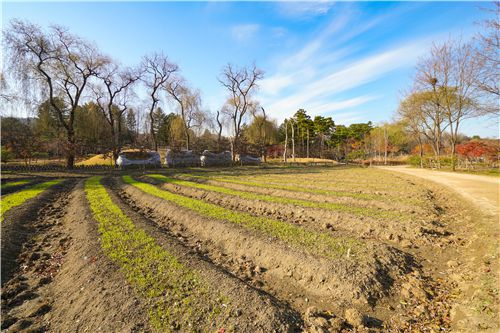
<box><xmin>379</xmin><ymin>166</ymin><xmax>499</xmax><ymax>217</ymax></box>
<box><xmin>380</xmin><ymin>166</ymin><xmax>499</xmax><ymax>332</ymax></box>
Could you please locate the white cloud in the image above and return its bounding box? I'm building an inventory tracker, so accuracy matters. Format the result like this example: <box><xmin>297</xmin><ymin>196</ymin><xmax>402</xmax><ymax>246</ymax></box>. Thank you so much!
<box><xmin>260</xmin><ymin>38</ymin><xmax>435</xmax><ymax>123</ymax></box>
<box><xmin>332</xmin><ymin>111</ymin><xmax>366</xmax><ymax>125</ymax></box>
<box><xmin>308</xmin><ymin>95</ymin><xmax>381</xmax><ymax>115</ymax></box>
<box><xmin>231</xmin><ymin>24</ymin><xmax>260</xmax><ymax>42</ymax></box>
<box><xmin>277</xmin><ymin>1</ymin><xmax>335</xmax><ymax>19</ymax></box>
<box><xmin>260</xmin><ymin>67</ymin><xmax>315</xmax><ymax>96</ymax></box>
<box><xmin>271</xmin><ymin>27</ymin><xmax>287</xmax><ymax>39</ymax></box>
<box><xmin>266</xmin><ymin>41</ymin><xmax>427</xmax><ymax>109</ymax></box>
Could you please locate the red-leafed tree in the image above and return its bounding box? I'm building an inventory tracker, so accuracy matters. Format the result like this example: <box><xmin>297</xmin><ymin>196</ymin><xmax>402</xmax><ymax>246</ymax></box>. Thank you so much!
<box><xmin>456</xmin><ymin>140</ymin><xmax>498</xmax><ymax>164</ymax></box>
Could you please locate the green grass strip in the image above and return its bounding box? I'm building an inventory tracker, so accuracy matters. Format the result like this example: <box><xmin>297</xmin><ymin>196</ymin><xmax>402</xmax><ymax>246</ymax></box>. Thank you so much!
<box><xmin>1</xmin><ymin>179</ymin><xmax>32</xmax><ymax>191</ymax></box>
<box><xmin>84</xmin><ymin>176</ymin><xmax>228</xmax><ymax>332</ymax></box>
<box><xmin>125</xmin><ymin>175</ymin><xmax>364</xmax><ymax>260</ymax></box>
<box><xmin>181</xmin><ymin>172</ymin><xmax>424</xmax><ymax>207</ymax></box>
<box><xmin>147</xmin><ymin>174</ymin><xmax>404</xmax><ymax>220</ymax></box>
<box><xmin>1</xmin><ymin>179</ymin><xmax>64</xmax><ymax>222</ymax></box>
<box><xmin>182</xmin><ymin>173</ymin><xmax>383</xmax><ymax>200</ymax></box>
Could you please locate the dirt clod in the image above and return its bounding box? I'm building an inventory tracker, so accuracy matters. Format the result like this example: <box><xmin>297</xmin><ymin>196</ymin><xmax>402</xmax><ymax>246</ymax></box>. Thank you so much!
<box><xmin>344</xmin><ymin>308</ymin><xmax>364</xmax><ymax>327</ymax></box>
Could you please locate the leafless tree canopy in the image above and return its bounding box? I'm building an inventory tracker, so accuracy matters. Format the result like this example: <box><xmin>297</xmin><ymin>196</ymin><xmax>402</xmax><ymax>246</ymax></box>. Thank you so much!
<box><xmin>219</xmin><ymin>63</ymin><xmax>264</xmax><ymax>160</ymax></box>
<box><xmin>165</xmin><ymin>78</ymin><xmax>205</xmax><ymax>150</ymax></box>
<box><xmin>474</xmin><ymin>2</ymin><xmax>500</xmax><ymax>99</ymax></box>
<box><xmin>93</xmin><ymin>61</ymin><xmax>140</xmax><ymax>162</ymax></box>
<box><xmin>141</xmin><ymin>52</ymin><xmax>178</xmax><ymax>151</ymax></box>
<box><xmin>4</xmin><ymin>19</ymin><xmax>109</xmax><ymax>168</ymax></box>
<box><xmin>404</xmin><ymin>37</ymin><xmax>489</xmax><ymax>169</ymax></box>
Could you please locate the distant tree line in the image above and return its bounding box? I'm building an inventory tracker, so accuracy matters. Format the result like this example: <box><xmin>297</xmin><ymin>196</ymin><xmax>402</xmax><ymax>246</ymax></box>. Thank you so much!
<box><xmin>1</xmin><ymin>20</ymin><xmax>269</xmax><ymax>167</ymax></box>
<box><xmin>1</xmin><ymin>6</ymin><xmax>498</xmax><ymax>170</ymax></box>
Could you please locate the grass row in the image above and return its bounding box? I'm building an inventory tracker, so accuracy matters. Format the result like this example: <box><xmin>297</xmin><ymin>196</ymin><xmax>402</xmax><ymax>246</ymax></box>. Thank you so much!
<box><xmin>181</xmin><ymin>173</ymin><xmax>384</xmax><ymax>200</ymax></box>
<box><xmin>1</xmin><ymin>179</ymin><xmax>64</xmax><ymax>222</ymax></box>
<box><xmin>1</xmin><ymin>179</ymin><xmax>32</xmax><ymax>191</ymax></box>
<box><xmin>147</xmin><ymin>174</ymin><xmax>405</xmax><ymax>220</ymax></box>
<box><xmin>181</xmin><ymin>172</ymin><xmax>424</xmax><ymax>206</ymax></box>
<box><xmin>84</xmin><ymin>176</ymin><xmax>228</xmax><ymax>332</ymax></box>
<box><xmin>124</xmin><ymin>175</ymin><xmax>364</xmax><ymax>260</ymax></box>
<box><xmin>232</xmin><ymin>174</ymin><xmax>412</xmax><ymax>191</ymax></box>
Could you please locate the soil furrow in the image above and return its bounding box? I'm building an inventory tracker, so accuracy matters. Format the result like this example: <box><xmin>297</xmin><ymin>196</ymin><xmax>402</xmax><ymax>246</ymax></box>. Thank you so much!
<box><xmin>1</xmin><ymin>179</ymin><xmax>72</xmax><ymax>284</ymax></box>
<box><xmin>114</xmin><ymin>177</ymin><xmax>417</xmax><ymax>312</ymax></box>
<box><xmin>142</xmin><ymin>175</ymin><xmax>449</xmax><ymax>247</ymax></box>
<box><xmin>1</xmin><ymin>179</ymin><xmax>75</xmax><ymax>332</ymax></box>
<box><xmin>101</xmin><ymin>177</ymin><xmax>301</xmax><ymax>332</ymax></box>
<box><xmin>45</xmin><ymin>181</ymin><xmax>152</xmax><ymax>333</ymax></box>
<box><xmin>176</xmin><ymin>173</ymin><xmax>432</xmax><ymax>215</ymax></box>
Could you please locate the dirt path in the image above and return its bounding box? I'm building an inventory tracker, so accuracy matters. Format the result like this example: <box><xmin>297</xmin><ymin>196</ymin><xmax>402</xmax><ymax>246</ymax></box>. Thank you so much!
<box><xmin>379</xmin><ymin>166</ymin><xmax>500</xmax><ymax>332</ymax></box>
<box><xmin>378</xmin><ymin>166</ymin><xmax>499</xmax><ymax>217</ymax></box>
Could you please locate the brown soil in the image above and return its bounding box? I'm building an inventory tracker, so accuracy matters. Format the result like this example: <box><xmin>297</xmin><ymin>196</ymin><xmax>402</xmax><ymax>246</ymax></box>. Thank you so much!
<box><xmin>0</xmin><ymin>178</ymin><xmax>43</xmax><ymax>196</ymax></box>
<box><xmin>1</xmin><ymin>180</ymin><xmax>73</xmax><ymax>284</ymax></box>
<box><xmin>2</xmin><ymin>166</ymin><xmax>495</xmax><ymax>332</ymax></box>
<box><xmin>379</xmin><ymin>167</ymin><xmax>500</xmax><ymax>332</ymax></box>
<box><xmin>1</xmin><ymin>181</ymin><xmax>151</xmax><ymax>332</ymax></box>
<box><xmin>142</xmin><ymin>175</ymin><xmax>449</xmax><ymax>248</ymax></box>
<box><xmin>110</xmin><ymin>177</ymin><xmax>448</xmax><ymax>332</ymax></box>
<box><xmin>103</xmin><ymin>178</ymin><xmax>300</xmax><ymax>332</ymax></box>
<box><xmin>177</xmin><ymin>174</ymin><xmax>428</xmax><ymax>213</ymax></box>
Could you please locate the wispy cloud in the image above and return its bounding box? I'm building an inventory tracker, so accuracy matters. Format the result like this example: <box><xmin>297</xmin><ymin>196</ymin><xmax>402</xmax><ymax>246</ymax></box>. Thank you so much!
<box><xmin>308</xmin><ymin>95</ymin><xmax>381</xmax><ymax>115</ymax></box>
<box><xmin>257</xmin><ymin>5</ymin><xmax>442</xmax><ymax>123</ymax></box>
<box><xmin>231</xmin><ymin>24</ymin><xmax>260</xmax><ymax>42</ymax></box>
<box><xmin>277</xmin><ymin>1</ymin><xmax>335</xmax><ymax>19</ymax></box>
<box><xmin>263</xmin><ymin>40</ymin><xmax>431</xmax><ymax>120</ymax></box>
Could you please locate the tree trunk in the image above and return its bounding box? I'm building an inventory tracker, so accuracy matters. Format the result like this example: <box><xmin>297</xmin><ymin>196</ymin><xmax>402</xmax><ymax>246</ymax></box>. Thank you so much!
<box><xmin>306</xmin><ymin>131</ymin><xmax>309</xmax><ymax>158</ymax></box>
<box><xmin>283</xmin><ymin>122</ymin><xmax>288</xmax><ymax>163</ymax></box>
<box><xmin>231</xmin><ymin>137</ymin><xmax>237</xmax><ymax>161</ymax></box>
<box><xmin>110</xmin><ymin>121</ymin><xmax>118</xmax><ymax>167</ymax></box>
<box><xmin>291</xmin><ymin>122</ymin><xmax>295</xmax><ymax>162</ymax></box>
<box><xmin>149</xmin><ymin>112</ymin><xmax>157</xmax><ymax>151</ymax></box>
<box><xmin>383</xmin><ymin>126</ymin><xmax>388</xmax><ymax>165</ymax></box>
<box><xmin>418</xmin><ymin>137</ymin><xmax>424</xmax><ymax>168</ymax></box>
<box><xmin>320</xmin><ymin>135</ymin><xmax>324</xmax><ymax>159</ymax></box>
<box><xmin>451</xmin><ymin>141</ymin><xmax>456</xmax><ymax>171</ymax></box>
<box><xmin>185</xmin><ymin>128</ymin><xmax>190</xmax><ymax>151</ymax></box>
<box><xmin>66</xmin><ymin>129</ymin><xmax>76</xmax><ymax>169</ymax></box>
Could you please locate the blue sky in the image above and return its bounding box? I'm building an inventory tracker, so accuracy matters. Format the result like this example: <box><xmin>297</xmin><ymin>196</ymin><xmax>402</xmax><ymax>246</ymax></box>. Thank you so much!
<box><xmin>2</xmin><ymin>1</ymin><xmax>498</xmax><ymax>137</ymax></box>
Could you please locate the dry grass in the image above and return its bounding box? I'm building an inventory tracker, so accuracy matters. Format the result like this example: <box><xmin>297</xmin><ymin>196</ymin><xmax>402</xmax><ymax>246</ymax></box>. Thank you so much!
<box><xmin>267</xmin><ymin>157</ymin><xmax>338</xmax><ymax>164</ymax></box>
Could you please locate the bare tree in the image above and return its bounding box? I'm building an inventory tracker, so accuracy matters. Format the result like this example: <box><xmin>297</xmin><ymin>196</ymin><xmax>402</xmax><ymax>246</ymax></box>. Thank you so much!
<box><xmin>141</xmin><ymin>53</ymin><xmax>178</xmax><ymax>151</ymax></box>
<box><xmin>219</xmin><ymin>63</ymin><xmax>264</xmax><ymax>160</ymax></box>
<box><xmin>165</xmin><ymin>78</ymin><xmax>204</xmax><ymax>150</ymax></box>
<box><xmin>398</xmin><ymin>94</ymin><xmax>428</xmax><ymax>168</ymax></box>
<box><xmin>216</xmin><ymin>110</ymin><xmax>224</xmax><ymax>152</ymax></box>
<box><xmin>249</xmin><ymin>105</ymin><xmax>270</xmax><ymax>162</ymax></box>
<box><xmin>474</xmin><ymin>2</ymin><xmax>500</xmax><ymax>103</ymax></box>
<box><xmin>283</xmin><ymin>119</ymin><xmax>289</xmax><ymax>163</ymax></box>
<box><xmin>415</xmin><ymin>40</ymin><xmax>479</xmax><ymax>170</ymax></box>
<box><xmin>4</xmin><ymin>20</ymin><xmax>109</xmax><ymax>168</ymax></box>
<box><xmin>94</xmin><ymin>62</ymin><xmax>140</xmax><ymax>164</ymax></box>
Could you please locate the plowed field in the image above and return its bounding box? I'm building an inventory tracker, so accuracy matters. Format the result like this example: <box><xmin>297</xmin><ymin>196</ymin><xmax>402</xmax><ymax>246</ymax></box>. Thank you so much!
<box><xmin>1</xmin><ymin>166</ymin><xmax>498</xmax><ymax>332</ymax></box>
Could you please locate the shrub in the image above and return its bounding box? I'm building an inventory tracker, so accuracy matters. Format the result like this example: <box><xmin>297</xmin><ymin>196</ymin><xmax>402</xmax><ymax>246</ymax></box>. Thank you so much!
<box><xmin>1</xmin><ymin>146</ymin><xmax>11</xmax><ymax>163</ymax></box>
